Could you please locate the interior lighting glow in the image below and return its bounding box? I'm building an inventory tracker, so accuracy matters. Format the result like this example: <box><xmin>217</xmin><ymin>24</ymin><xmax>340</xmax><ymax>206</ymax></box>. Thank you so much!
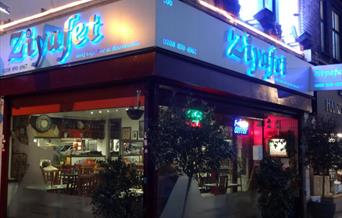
<box><xmin>0</xmin><ymin>8</ymin><xmax>9</xmax><ymax>15</ymax></box>
<box><xmin>0</xmin><ymin>0</ymin><xmax>94</xmax><ymax>31</ymax></box>
<box><xmin>108</xmin><ymin>20</ymin><xmax>136</xmax><ymax>42</ymax></box>
<box><xmin>337</xmin><ymin>133</ymin><xmax>342</xmax><ymax>138</ymax></box>
<box><xmin>269</xmin><ymin>138</ymin><xmax>287</xmax><ymax>157</ymax></box>
<box><xmin>197</xmin><ymin>0</ymin><xmax>303</xmax><ymax>56</ymax></box>
<box><xmin>234</xmin><ymin>119</ymin><xmax>249</xmax><ymax>134</ymax></box>
<box><xmin>185</xmin><ymin>109</ymin><xmax>204</xmax><ymax>128</ymax></box>
<box><xmin>185</xmin><ymin>109</ymin><xmax>204</xmax><ymax>122</ymax></box>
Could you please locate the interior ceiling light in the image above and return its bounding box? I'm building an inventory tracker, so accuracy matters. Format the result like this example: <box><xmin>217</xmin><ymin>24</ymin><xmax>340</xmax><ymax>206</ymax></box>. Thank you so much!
<box><xmin>197</xmin><ymin>0</ymin><xmax>303</xmax><ymax>56</ymax></box>
<box><xmin>0</xmin><ymin>2</ymin><xmax>10</xmax><ymax>15</ymax></box>
<box><xmin>0</xmin><ymin>0</ymin><xmax>94</xmax><ymax>31</ymax></box>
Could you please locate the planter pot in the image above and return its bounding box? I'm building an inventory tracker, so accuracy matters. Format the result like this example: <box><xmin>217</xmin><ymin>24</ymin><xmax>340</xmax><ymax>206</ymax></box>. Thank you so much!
<box><xmin>308</xmin><ymin>200</ymin><xmax>335</xmax><ymax>218</ymax></box>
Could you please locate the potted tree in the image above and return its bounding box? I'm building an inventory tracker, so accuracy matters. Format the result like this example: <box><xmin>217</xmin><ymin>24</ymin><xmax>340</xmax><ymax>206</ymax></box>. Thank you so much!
<box><xmin>256</xmin><ymin>157</ymin><xmax>297</xmax><ymax>218</ymax></box>
<box><xmin>149</xmin><ymin>98</ymin><xmax>233</xmax><ymax>218</ymax></box>
<box><xmin>255</xmin><ymin>130</ymin><xmax>298</xmax><ymax>218</ymax></box>
<box><xmin>303</xmin><ymin>116</ymin><xmax>342</xmax><ymax>218</ymax></box>
<box><xmin>91</xmin><ymin>158</ymin><xmax>143</xmax><ymax>218</ymax></box>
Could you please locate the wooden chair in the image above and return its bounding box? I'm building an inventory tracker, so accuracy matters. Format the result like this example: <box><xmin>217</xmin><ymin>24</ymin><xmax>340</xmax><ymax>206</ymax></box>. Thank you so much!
<box><xmin>81</xmin><ymin>166</ymin><xmax>94</xmax><ymax>175</ymax></box>
<box><xmin>77</xmin><ymin>174</ymin><xmax>96</xmax><ymax>196</ymax></box>
<box><xmin>62</xmin><ymin>173</ymin><xmax>78</xmax><ymax>194</ymax></box>
<box><xmin>226</xmin><ymin>170</ymin><xmax>243</xmax><ymax>192</ymax></box>
<box><xmin>41</xmin><ymin>168</ymin><xmax>61</xmax><ymax>186</ymax></box>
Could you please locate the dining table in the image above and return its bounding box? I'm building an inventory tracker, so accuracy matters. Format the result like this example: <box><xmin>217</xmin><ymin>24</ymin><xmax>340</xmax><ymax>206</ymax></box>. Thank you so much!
<box><xmin>25</xmin><ymin>184</ymin><xmax>67</xmax><ymax>192</ymax></box>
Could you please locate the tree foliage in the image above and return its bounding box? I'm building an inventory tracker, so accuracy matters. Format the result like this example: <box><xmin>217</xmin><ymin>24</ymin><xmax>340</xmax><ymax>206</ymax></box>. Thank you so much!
<box><xmin>91</xmin><ymin>158</ymin><xmax>143</xmax><ymax>218</ymax></box>
<box><xmin>303</xmin><ymin>116</ymin><xmax>342</xmax><ymax>174</ymax></box>
<box><xmin>149</xmin><ymin>98</ymin><xmax>233</xmax><ymax>180</ymax></box>
<box><xmin>256</xmin><ymin>157</ymin><xmax>297</xmax><ymax>218</ymax></box>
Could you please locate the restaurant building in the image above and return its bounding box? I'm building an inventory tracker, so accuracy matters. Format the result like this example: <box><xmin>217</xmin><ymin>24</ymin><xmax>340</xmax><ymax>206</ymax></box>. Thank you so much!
<box><xmin>0</xmin><ymin>0</ymin><xmax>314</xmax><ymax>217</ymax></box>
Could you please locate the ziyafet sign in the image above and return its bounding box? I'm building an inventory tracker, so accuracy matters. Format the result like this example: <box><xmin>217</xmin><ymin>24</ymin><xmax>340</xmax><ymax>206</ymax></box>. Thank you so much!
<box><xmin>0</xmin><ymin>0</ymin><xmax>339</xmax><ymax>94</ymax></box>
<box><xmin>0</xmin><ymin>0</ymin><xmax>155</xmax><ymax>77</ymax></box>
<box><xmin>312</xmin><ymin>64</ymin><xmax>342</xmax><ymax>91</ymax></box>
<box><xmin>156</xmin><ymin>0</ymin><xmax>312</xmax><ymax>95</ymax></box>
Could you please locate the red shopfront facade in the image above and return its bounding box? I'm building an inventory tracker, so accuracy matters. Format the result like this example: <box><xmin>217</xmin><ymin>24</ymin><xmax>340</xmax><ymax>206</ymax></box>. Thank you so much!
<box><xmin>0</xmin><ymin>1</ymin><xmax>313</xmax><ymax>218</ymax></box>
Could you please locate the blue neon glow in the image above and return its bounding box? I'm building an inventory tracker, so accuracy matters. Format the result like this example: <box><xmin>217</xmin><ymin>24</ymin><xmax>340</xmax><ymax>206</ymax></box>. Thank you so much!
<box><xmin>234</xmin><ymin>119</ymin><xmax>249</xmax><ymax>135</ymax></box>
<box><xmin>163</xmin><ymin>0</ymin><xmax>173</xmax><ymax>6</ymax></box>
<box><xmin>9</xmin><ymin>31</ymin><xmax>27</xmax><ymax>63</ymax></box>
<box><xmin>225</xmin><ymin>28</ymin><xmax>286</xmax><ymax>80</ymax></box>
<box><xmin>47</xmin><ymin>31</ymin><xmax>64</xmax><ymax>53</ymax></box>
<box><xmin>73</xmin><ymin>22</ymin><xmax>89</xmax><ymax>48</ymax></box>
<box><xmin>58</xmin><ymin>14</ymin><xmax>80</xmax><ymax>63</ymax></box>
<box><xmin>274</xmin><ymin>77</ymin><xmax>300</xmax><ymax>89</ymax></box>
<box><xmin>88</xmin><ymin>14</ymin><xmax>104</xmax><ymax>44</ymax></box>
<box><xmin>226</xmin><ymin>29</ymin><xmax>242</xmax><ymax>62</ymax></box>
<box><xmin>312</xmin><ymin>67</ymin><xmax>342</xmax><ymax>90</ymax></box>
<box><xmin>314</xmin><ymin>69</ymin><xmax>342</xmax><ymax>77</ymax></box>
<box><xmin>27</xmin><ymin>28</ymin><xmax>39</xmax><ymax>58</ymax></box>
<box><xmin>163</xmin><ymin>38</ymin><xmax>197</xmax><ymax>56</ymax></box>
<box><xmin>8</xmin><ymin>13</ymin><xmax>104</xmax><ymax>66</ymax></box>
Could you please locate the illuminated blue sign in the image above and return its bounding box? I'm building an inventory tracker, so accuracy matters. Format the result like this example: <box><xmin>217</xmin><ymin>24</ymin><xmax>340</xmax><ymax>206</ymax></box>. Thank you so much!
<box><xmin>226</xmin><ymin>28</ymin><xmax>286</xmax><ymax>80</ymax></box>
<box><xmin>163</xmin><ymin>38</ymin><xmax>197</xmax><ymax>56</ymax></box>
<box><xmin>8</xmin><ymin>14</ymin><xmax>104</xmax><ymax>67</ymax></box>
<box><xmin>233</xmin><ymin>119</ymin><xmax>249</xmax><ymax>135</ymax></box>
<box><xmin>312</xmin><ymin>65</ymin><xmax>342</xmax><ymax>91</ymax></box>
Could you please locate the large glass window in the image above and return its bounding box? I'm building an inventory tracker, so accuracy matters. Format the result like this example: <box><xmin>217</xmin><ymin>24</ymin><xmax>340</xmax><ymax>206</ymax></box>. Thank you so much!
<box><xmin>276</xmin><ymin>0</ymin><xmax>299</xmax><ymax>44</ymax></box>
<box><xmin>238</xmin><ymin>0</ymin><xmax>299</xmax><ymax>44</ymax></box>
<box><xmin>156</xmin><ymin>94</ymin><xmax>299</xmax><ymax>217</ymax></box>
<box><xmin>238</xmin><ymin>0</ymin><xmax>262</xmax><ymax>22</ymax></box>
<box><xmin>195</xmin><ymin>113</ymin><xmax>298</xmax><ymax>197</ymax></box>
<box><xmin>332</xmin><ymin>10</ymin><xmax>340</xmax><ymax>60</ymax></box>
<box><xmin>7</xmin><ymin>105</ymin><xmax>144</xmax><ymax>217</ymax></box>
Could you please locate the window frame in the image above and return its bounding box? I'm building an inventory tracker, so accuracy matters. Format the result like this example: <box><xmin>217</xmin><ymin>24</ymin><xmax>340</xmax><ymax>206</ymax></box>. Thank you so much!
<box><xmin>332</xmin><ymin>10</ymin><xmax>341</xmax><ymax>61</ymax></box>
<box><xmin>320</xmin><ymin>0</ymin><xmax>326</xmax><ymax>52</ymax></box>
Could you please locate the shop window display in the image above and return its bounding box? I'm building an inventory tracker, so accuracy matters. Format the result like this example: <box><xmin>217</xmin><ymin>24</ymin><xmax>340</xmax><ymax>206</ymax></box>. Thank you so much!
<box><xmin>7</xmin><ymin>107</ymin><xmax>144</xmax><ymax>218</ymax></box>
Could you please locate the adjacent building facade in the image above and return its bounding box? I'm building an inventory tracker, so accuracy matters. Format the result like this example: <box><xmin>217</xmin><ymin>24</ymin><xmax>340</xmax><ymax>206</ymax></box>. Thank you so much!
<box><xmin>301</xmin><ymin>0</ymin><xmax>342</xmax><ymax>215</ymax></box>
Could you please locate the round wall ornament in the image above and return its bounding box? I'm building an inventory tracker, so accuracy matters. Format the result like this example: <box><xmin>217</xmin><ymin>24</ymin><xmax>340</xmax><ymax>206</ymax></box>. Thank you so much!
<box><xmin>35</xmin><ymin>115</ymin><xmax>52</xmax><ymax>132</ymax></box>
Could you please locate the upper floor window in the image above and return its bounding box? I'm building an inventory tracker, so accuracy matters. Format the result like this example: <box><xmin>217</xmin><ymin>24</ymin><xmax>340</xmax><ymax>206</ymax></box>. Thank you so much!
<box><xmin>320</xmin><ymin>0</ymin><xmax>325</xmax><ymax>52</ymax></box>
<box><xmin>332</xmin><ymin>10</ymin><xmax>340</xmax><ymax>60</ymax></box>
<box><xmin>238</xmin><ymin>0</ymin><xmax>299</xmax><ymax>45</ymax></box>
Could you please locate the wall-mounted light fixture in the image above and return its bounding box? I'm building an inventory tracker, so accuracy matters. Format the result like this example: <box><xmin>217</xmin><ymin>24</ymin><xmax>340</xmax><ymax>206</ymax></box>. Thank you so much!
<box><xmin>254</xmin><ymin>8</ymin><xmax>275</xmax><ymax>33</ymax></box>
<box><xmin>0</xmin><ymin>2</ymin><xmax>10</xmax><ymax>15</ymax></box>
<box><xmin>296</xmin><ymin>31</ymin><xmax>312</xmax><ymax>50</ymax></box>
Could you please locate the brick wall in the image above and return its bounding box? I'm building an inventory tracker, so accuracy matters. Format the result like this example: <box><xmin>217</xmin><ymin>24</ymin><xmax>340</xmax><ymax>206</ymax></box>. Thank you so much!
<box><xmin>300</xmin><ymin>0</ymin><xmax>322</xmax><ymax>64</ymax></box>
<box><xmin>301</xmin><ymin>0</ymin><xmax>342</xmax><ymax>64</ymax></box>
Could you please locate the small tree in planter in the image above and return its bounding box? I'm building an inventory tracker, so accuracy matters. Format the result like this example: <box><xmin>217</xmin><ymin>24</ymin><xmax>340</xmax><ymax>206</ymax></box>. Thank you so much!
<box><xmin>256</xmin><ymin>131</ymin><xmax>298</xmax><ymax>218</ymax></box>
<box><xmin>149</xmin><ymin>98</ymin><xmax>233</xmax><ymax>218</ymax></box>
<box><xmin>256</xmin><ymin>157</ymin><xmax>297</xmax><ymax>218</ymax></box>
<box><xmin>303</xmin><ymin>116</ymin><xmax>342</xmax><ymax>218</ymax></box>
<box><xmin>91</xmin><ymin>158</ymin><xmax>143</xmax><ymax>218</ymax></box>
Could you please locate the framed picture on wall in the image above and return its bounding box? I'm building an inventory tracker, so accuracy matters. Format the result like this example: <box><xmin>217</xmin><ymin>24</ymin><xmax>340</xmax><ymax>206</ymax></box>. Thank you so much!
<box><xmin>139</xmin><ymin>120</ymin><xmax>144</xmax><ymax>139</ymax></box>
<box><xmin>132</xmin><ymin>130</ymin><xmax>138</xmax><ymax>140</ymax></box>
<box><xmin>121</xmin><ymin>127</ymin><xmax>131</xmax><ymax>140</ymax></box>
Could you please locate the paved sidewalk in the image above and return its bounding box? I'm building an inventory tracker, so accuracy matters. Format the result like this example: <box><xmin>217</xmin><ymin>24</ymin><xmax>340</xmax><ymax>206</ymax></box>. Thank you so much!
<box><xmin>336</xmin><ymin>212</ymin><xmax>342</xmax><ymax>218</ymax></box>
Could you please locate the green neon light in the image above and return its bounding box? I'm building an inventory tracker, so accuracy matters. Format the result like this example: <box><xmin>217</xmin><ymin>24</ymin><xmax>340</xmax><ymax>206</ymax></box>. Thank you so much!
<box><xmin>185</xmin><ymin>109</ymin><xmax>204</xmax><ymax>122</ymax></box>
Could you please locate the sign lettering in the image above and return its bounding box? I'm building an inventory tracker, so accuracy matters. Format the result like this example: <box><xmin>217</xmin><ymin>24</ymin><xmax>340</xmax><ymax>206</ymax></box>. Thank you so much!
<box><xmin>226</xmin><ymin>28</ymin><xmax>286</xmax><ymax>80</ymax></box>
<box><xmin>8</xmin><ymin>14</ymin><xmax>104</xmax><ymax>67</ymax></box>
